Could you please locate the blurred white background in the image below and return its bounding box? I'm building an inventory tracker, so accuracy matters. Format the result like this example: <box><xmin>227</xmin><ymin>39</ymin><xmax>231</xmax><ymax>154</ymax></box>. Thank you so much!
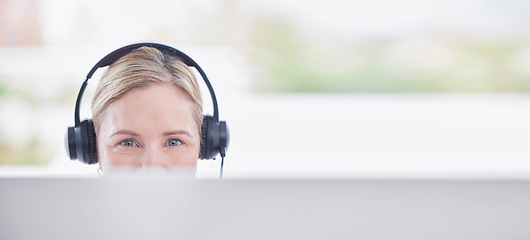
<box><xmin>0</xmin><ymin>0</ymin><xmax>529</xmax><ymax>178</ymax></box>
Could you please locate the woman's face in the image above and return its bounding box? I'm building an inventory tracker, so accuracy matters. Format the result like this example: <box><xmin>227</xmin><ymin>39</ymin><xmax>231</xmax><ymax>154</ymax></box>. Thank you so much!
<box><xmin>96</xmin><ymin>83</ymin><xmax>201</xmax><ymax>171</ymax></box>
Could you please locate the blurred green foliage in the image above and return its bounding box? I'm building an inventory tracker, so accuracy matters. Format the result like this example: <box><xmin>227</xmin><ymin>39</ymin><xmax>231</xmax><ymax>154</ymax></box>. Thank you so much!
<box><xmin>0</xmin><ymin>138</ymin><xmax>51</xmax><ymax>165</ymax></box>
<box><xmin>0</xmin><ymin>79</ymin><xmax>9</xmax><ymax>97</ymax></box>
<box><xmin>250</xmin><ymin>19</ymin><xmax>530</xmax><ymax>92</ymax></box>
<box><xmin>0</xmin><ymin>76</ymin><xmax>69</xmax><ymax>165</ymax></box>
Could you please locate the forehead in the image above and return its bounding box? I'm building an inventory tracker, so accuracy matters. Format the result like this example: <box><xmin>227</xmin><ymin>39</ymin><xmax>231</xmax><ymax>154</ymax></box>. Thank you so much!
<box><xmin>102</xmin><ymin>83</ymin><xmax>198</xmax><ymax>135</ymax></box>
<box><xmin>118</xmin><ymin>83</ymin><xmax>189</xmax><ymax>109</ymax></box>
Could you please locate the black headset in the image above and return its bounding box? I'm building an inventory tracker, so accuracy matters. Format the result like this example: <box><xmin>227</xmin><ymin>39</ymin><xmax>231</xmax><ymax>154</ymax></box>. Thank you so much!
<box><xmin>65</xmin><ymin>42</ymin><xmax>229</xmax><ymax>165</ymax></box>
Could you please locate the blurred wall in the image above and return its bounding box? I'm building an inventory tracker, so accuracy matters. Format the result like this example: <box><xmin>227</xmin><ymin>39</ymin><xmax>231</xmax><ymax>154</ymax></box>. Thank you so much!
<box><xmin>1</xmin><ymin>0</ymin><xmax>529</xmax><ymax>177</ymax></box>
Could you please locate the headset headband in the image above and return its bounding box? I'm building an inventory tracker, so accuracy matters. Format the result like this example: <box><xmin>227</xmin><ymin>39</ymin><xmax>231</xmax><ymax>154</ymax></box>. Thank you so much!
<box><xmin>74</xmin><ymin>42</ymin><xmax>219</xmax><ymax>126</ymax></box>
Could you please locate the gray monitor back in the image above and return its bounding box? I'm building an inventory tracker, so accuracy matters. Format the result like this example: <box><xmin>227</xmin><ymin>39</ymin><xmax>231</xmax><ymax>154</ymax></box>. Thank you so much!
<box><xmin>1</xmin><ymin>177</ymin><xmax>529</xmax><ymax>240</ymax></box>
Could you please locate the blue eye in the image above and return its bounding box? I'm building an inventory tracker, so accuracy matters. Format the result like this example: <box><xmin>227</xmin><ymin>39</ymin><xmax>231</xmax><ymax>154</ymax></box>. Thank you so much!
<box><xmin>167</xmin><ymin>139</ymin><xmax>181</xmax><ymax>146</ymax></box>
<box><xmin>120</xmin><ymin>139</ymin><xmax>136</xmax><ymax>147</ymax></box>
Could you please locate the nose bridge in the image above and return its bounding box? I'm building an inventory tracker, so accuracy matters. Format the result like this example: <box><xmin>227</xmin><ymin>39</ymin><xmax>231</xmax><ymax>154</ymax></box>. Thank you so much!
<box><xmin>142</xmin><ymin>144</ymin><xmax>161</xmax><ymax>167</ymax></box>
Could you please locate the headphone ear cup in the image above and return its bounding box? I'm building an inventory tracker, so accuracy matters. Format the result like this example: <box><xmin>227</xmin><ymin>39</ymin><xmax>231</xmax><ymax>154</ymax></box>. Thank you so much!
<box><xmin>78</xmin><ymin>120</ymin><xmax>98</xmax><ymax>165</ymax></box>
<box><xmin>65</xmin><ymin>126</ymin><xmax>77</xmax><ymax>160</ymax></box>
<box><xmin>200</xmin><ymin>116</ymin><xmax>214</xmax><ymax>159</ymax></box>
<box><xmin>85</xmin><ymin>120</ymin><xmax>98</xmax><ymax>164</ymax></box>
<box><xmin>200</xmin><ymin>116</ymin><xmax>230</xmax><ymax>160</ymax></box>
<box><xmin>219</xmin><ymin>120</ymin><xmax>229</xmax><ymax>158</ymax></box>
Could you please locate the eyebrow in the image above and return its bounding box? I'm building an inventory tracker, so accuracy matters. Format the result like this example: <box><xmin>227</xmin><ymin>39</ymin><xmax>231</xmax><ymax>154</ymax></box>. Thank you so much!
<box><xmin>109</xmin><ymin>130</ymin><xmax>140</xmax><ymax>137</ymax></box>
<box><xmin>162</xmin><ymin>130</ymin><xmax>193</xmax><ymax>137</ymax></box>
<box><xmin>109</xmin><ymin>130</ymin><xmax>193</xmax><ymax>138</ymax></box>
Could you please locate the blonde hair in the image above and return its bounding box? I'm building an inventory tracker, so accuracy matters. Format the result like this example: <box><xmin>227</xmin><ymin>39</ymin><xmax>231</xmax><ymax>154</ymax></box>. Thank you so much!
<box><xmin>91</xmin><ymin>46</ymin><xmax>203</xmax><ymax>134</ymax></box>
